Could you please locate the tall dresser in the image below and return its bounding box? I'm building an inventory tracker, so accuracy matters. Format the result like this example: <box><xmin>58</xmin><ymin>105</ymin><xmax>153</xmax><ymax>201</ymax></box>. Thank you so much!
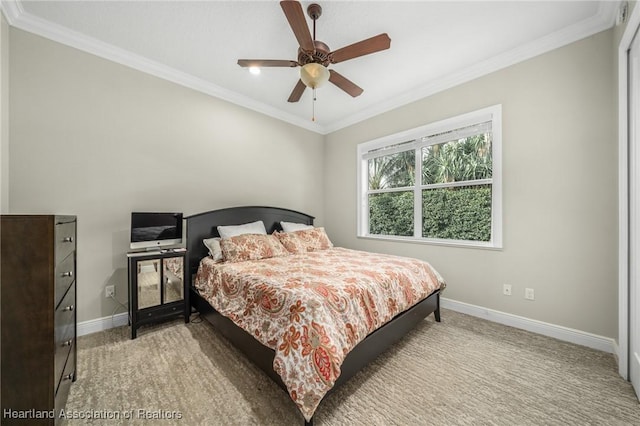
<box><xmin>1</xmin><ymin>215</ymin><xmax>77</xmax><ymax>425</ymax></box>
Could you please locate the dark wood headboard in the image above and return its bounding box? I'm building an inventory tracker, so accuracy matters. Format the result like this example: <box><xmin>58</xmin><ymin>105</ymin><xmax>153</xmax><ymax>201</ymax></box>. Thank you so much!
<box><xmin>184</xmin><ymin>206</ymin><xmax>315</xmax><ymax>287</ymax></box>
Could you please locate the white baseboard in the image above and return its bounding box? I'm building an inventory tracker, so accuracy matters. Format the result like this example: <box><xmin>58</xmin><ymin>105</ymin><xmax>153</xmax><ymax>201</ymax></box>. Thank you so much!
<box><xmin>441</xmin><ymin>297</ymin><xmax>616</xmax><ymax>354</ymax></box>
<box><xmin>77</xmin><ymin>298</ymin><xmax>616</xmax><ymax>354</ymax></box>
<box><xmin>612</xmin><ymin>341</ymin><xmax>621</xmax><ymax>365</ymax></box>
<box><xmin>77</xmin><ymin>312</ymin><xmax>129</xmax><ymax>337</ymax></box>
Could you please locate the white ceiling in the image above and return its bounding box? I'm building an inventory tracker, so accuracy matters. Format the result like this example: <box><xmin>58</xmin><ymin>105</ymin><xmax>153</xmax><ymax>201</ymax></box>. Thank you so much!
<box><xmin>1</xmin><ymin>1</ymin><xmax>620</xmax><ymax>134</ymax></box>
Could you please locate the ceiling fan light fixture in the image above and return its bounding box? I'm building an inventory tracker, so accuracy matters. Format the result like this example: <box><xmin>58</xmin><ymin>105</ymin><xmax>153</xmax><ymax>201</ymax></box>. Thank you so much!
<box><xmin>249</xmin><ymin>66</ymin><xmax>261</xmax><ymax>75</ymax></box>
<box><xmin>300</xmin><ymin>63</ymin><xmax>329</xmax><ymax>89</ymax></box>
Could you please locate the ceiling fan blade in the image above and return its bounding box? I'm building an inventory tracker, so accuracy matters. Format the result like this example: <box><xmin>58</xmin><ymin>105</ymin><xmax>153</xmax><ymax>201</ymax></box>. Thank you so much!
<box><xmin>330</xmin><ymin>33</ymin><xmax>391</xmax><ymax>64</ymax></box>
<box><xmin>237</xmin><ymin>59</ymin><xmax>298</xmax><ymax>68</ymax></box>
<box><xmin>288</xmin><ymin>79</ymin><xmax>307</xmax><ymax>102</ymax></box>
<box><xmin>329</xmin><ymin>70</ymin><xmax>363</xmax><ymax>97</ymax></box>
<box><xmin>280</xmin><ymin>1</ymin><xmax>315</xmax><ymax>53</ymax></box>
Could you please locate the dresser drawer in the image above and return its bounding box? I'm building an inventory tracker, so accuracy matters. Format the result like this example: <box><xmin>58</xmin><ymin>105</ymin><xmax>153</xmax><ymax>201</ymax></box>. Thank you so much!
<box><xmin>55</xmin><ymin>253</ymin><xmax>75</xmax><ymax>309</ymax></box>
<box><xmin>54</xmin><ymin>337</ymin><xmax>73</xmax><ymax>393</ymax></box>
<box><xmin>55</xmin><ymin>220</ymin><xmax>76</xmax><ymax>265</ymax></box>
<box><xmin>54</xmin><ymin>343</ymin><xmax>75</xmax><ymax>422</ymax></box>
<box><xmin>54</xmin><ymin>282</ymin><xmax>75</xmax><ymax>383</ymax></box>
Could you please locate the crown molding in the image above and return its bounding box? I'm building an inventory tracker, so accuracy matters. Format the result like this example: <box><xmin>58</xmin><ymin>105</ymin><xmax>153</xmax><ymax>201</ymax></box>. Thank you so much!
<box><xmin>0</xmin><ymin>0</ymin><xmax>21</xmax><ymax>23</ymax></box>
<box><xmin>323</xmin><ymin>1</ymin><xmax>619</xmax><ymax>134</ymax></box>
<box><xmin>0</xmin><ymin>0</ymin><xmax>324</xmax><ymax>134</ymax></box>
<box><xmin>1</xmin><ymin>0</ymin><xmax>618</xmax><ymax>136</ymax></box>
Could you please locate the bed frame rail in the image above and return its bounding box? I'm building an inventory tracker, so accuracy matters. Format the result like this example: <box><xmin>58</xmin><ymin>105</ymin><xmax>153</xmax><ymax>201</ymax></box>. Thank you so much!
<box><xmin>191</xmin><ymin>286</ymin><xmax>440</xmax><ymax>424</ymax></box>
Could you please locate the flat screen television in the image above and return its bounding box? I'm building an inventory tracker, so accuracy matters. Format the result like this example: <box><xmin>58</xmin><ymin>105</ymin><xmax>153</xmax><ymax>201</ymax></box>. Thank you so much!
<box><xmin>130</xmin><ymin>212</ymin><xmax>183</xmax><ymax>250</ymax></box>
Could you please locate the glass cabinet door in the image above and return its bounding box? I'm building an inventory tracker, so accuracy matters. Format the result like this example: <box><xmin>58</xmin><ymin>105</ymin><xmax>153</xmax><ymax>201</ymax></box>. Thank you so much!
<box><xmin>163</xmin><ymin>257</ymin><xmax>184</xmax><ymax>303</ymax></box>
<box><xmin>137</xmin><ymin>259</ymin><xmax>161</xmax><ymax>309</ymax></box>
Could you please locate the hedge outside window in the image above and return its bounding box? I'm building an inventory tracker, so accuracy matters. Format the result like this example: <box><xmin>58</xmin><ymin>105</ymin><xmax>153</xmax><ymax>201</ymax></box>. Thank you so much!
<box><xmin>357</xmin><ymin>105</ymin><xmax>502</xmax><ymax>249</ymax></box>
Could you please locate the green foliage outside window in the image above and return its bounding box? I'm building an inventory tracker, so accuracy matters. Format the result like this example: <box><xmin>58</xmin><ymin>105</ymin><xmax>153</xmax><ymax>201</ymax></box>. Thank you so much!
<box><xmin>422</xmin><ymin>134</ymin><xmax>492</xmax><ymax>184</ymax></box>
<box><xmin>367</xmin><ymin>133</ymin><xmax>493</xmax><ymax>241</ymax></box>
<box><xmin>368</xmin><ymin>187</ymin><xmax>491</xmax><ymax>241</ymax></box>
<box><xmin>369</xmin><ymin>192</ymin><xmax>413</xmax><ymax>236</ymax></box>
<box><xmin>368</xmin><ymin>150</ymin><xmax>415</xmax><ymax>190</ymax></box>
<box><xmin>422</xmin><ymin>186</ymin><xmax>491</xmax><ymax>241</ymax></box>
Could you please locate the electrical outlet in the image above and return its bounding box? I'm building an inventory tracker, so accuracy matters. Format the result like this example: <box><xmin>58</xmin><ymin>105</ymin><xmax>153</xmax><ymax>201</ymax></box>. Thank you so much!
<box><xmin>105</xmin><ymin>285</ymin><xmax>115</xmax><ymax>298</ymax></box>
<box><xmin>503</xmin><ymin>284</ymin><xmax>512</xmax><ymax>296</ymax></box>
<box><xmin>525</xmin><ymin>288</ymin><xmax>535</xmax><ymax>301</ymax></box>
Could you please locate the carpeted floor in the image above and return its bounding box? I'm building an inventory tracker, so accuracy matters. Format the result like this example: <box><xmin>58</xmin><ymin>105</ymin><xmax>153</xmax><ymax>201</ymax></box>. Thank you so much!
<box><xmin>65</xmin><ymin>309</ymin><xmax>640</xmax><ymax>425</ymax></box>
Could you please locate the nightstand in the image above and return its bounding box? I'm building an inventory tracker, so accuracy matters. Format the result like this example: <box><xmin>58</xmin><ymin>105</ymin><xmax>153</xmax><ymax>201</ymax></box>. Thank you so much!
<box><xmin>127</xmin><ymin>249</ymin><xmax>189</xmax><ymax>339</ymax></box>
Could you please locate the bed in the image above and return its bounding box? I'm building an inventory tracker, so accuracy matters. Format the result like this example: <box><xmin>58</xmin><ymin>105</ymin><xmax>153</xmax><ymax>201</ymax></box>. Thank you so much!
<box><xmin>185</xmin><ymin>206</ymin><xmax>444</xmax><ymax>425</ymax></box>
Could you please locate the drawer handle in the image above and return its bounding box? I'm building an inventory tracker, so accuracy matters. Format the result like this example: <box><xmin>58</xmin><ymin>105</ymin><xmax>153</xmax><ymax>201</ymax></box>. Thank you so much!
<box><xmin>61</xmin><ymin>271</ymin><xmax>73</xmax><ymax>278</ymax></box>
<box><xmin>63</xmin><ymin>304</ymin><xmax>74</xmax><ymax>312</ymax></box>
<box><xmin>63</xmin><ymin>373</ymin><xmax>73</xmax><ymax>381</ymax></box>
<box><xmin>62</xmin><ymin>236</ymin><xmax>74</xmax><ymax>243</ymax></box>
<box><xmin>62</xmin><ymin>339</ymin><xmax>73</xmax><ymax>347</ymax></box>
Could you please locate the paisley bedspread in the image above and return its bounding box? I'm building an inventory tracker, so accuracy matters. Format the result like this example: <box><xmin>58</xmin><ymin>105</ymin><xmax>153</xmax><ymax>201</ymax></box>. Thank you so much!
<box><xmin>194</xmin><ymin>247</ymin><xmax>445</xmax><ymax>420</ymax></box>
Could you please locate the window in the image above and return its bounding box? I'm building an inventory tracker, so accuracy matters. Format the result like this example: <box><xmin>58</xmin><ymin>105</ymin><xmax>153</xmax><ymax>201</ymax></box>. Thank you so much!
<box><xmin>357</xmin><ymin>105</ymin><xmax>502</xmax><ymax>248</ymax></box>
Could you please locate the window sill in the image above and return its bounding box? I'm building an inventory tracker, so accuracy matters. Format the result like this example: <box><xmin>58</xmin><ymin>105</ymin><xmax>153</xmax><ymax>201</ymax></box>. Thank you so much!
<box><xmin>357</xmin><ymin>234</ymin><xmax>503</xmax><ymax>250</ymax></box>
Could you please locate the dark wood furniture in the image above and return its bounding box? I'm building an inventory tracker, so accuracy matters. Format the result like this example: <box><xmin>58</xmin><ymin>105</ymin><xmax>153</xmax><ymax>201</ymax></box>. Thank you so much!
<box><xmin>127</xmin><ymin>249</ymin><xmax>189</xmax><ymax>339</ymax></box>
<box><xmin>185</xmin><ymin>206</ymin><xmax>441</xmax><ymax>425</ymax></box>
<box><xmin>1</xmin><ymin>215</ymin><xmax>77</xmax><ymax>425</ymax></box>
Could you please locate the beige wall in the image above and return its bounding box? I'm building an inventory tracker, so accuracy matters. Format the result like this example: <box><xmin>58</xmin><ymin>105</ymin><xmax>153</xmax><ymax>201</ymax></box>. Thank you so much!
<box><xmin>324</xmin><ymin>29</ymin><xmax>617</xmax><ymax>338</ymax></box>
<box><xmin>1</xmin><ymin>14</ymin><xmax>8</xmax><ymax>213</ymax></box>
<box><xmin>6</xmin><ymin>23</ymin><xmax>620</xmax><ymax>339</ymax></box>
<box><xmin>8</xmin><ymin>29</ymin><xmax>324</xmax><ymax>323</ymax></box>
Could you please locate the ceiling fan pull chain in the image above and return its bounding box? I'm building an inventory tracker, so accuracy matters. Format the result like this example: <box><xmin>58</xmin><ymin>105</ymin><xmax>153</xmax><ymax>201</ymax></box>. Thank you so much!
<box><xmin>312</xmin><ymin>88</ymin><xmax>317</xmax><ymax>121</ymax></box>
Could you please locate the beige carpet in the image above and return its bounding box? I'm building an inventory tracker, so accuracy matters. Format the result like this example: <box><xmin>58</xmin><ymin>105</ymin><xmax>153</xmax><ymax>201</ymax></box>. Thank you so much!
<box><xmin>65</xmin><ymin>310</ymin><xmax>640</xmax><ymax>425</ymax></box>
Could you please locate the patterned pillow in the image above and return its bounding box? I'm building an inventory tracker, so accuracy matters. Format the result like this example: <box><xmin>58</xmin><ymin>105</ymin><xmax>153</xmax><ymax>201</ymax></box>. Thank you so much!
<box><xmin>220</xmin><ymin>234</ymin><xmax>290</xmax><ymax>262</ymax></box>
<box><xmin>275</xmin><ymin>231</ymin><xmax>307</xmax><ymax>254</ymax></box>
<box><xmin>276</xmin><ymin>227</ymin><xmax>333</xmax><ymax>253</ymax></box>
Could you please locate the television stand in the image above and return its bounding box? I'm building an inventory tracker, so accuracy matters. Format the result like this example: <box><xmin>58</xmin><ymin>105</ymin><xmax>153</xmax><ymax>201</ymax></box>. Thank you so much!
<box><xmin>127</xmin><ymin>249</ymin><xmax>189</xmax><ymax>339</ymax></box>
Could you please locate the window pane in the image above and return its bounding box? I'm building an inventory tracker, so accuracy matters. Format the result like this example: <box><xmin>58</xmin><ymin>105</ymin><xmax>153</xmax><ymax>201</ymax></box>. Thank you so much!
<box><xmin>422</xmin><ymin>133</ymin><xmax>492</xmax><ymax>184</ymax></box>
<box><xmin>369</xmin><ymin>191</ymin><xmax>414</xmax><ymax>236</ymax></box>
<box><xmin>422</xmin><ymin>185</ymin><xmax>492</xmax><ymax>241</ymax></box>
<box><xmin>368</xmin><ymin>151</ymin><xmax>415</xmax><ymax>190</ymax></box>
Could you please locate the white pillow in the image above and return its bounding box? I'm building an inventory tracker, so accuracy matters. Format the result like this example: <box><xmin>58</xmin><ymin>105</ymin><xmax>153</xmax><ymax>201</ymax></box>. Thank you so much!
<box><xmin>217</xmin><ymin>220</ymin><xmax>267</xmax><ymax>239</ymax></box>
<box><xmin>281</xmin><ymin>221</ymin><xmax>314</xmax><ymax>232</ymax></box>
<box><xmin>203</xmin><ymin>237</ymin><xmax>223</xmax><ymax>262</ymax></box>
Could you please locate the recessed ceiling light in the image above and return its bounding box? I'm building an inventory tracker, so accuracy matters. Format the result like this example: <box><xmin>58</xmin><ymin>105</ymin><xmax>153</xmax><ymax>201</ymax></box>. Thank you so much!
<box><xmin>249</xmin><ymin>66</ymin><xmax>261</xmax><ymax>75</ymax></box>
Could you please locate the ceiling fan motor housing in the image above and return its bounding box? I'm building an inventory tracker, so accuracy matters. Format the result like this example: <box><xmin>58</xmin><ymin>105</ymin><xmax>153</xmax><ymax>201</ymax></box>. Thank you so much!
<box><xmin>298</xmin><ymin>40</ymin><xmax>331</xmax><ymax>66</ymax></box>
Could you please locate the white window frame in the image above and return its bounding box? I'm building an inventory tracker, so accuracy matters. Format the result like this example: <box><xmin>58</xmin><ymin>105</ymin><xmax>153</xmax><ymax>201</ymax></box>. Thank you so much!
<box><xmin>356</xmin><ymin>104</ymin><xmax>502</xmax><ymax>249</ymax></box>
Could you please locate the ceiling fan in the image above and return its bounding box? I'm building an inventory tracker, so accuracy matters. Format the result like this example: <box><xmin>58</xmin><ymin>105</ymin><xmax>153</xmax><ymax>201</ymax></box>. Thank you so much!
<box><xmin>237</xmin><ymin>0</ymin><xmax>391</xmax><ymax>103</ymax></box>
